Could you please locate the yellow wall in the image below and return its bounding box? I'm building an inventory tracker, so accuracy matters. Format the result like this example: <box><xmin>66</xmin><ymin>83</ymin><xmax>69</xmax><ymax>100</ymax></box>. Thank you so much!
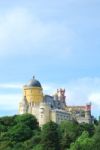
<box><xmin>24</xmin><ymin>87</ymin><xmax>43</xmax><ymax>104</ymax></box>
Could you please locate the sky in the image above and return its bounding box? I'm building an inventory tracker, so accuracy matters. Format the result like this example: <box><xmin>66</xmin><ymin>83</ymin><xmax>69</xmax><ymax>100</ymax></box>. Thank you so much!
<box><xmin>0</xmin><ymin>0</ymin><xmax>100</xmax><ymax>118</ymax></box>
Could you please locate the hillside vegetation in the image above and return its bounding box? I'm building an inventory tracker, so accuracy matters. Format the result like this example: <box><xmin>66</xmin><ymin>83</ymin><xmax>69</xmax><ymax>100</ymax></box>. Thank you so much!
<box><xmin>0</xmin><ymin>114</ymin><xmax>99</xmax><ymax>150</ymax></box>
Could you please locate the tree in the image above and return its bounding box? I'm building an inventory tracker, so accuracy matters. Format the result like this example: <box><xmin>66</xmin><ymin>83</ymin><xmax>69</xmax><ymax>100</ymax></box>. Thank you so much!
<box><xmin>0</xmin><ymin>116</ymin><xmax>16</xmax><ymax>133</ymax></box>
<box><xmin>0</xmin><ymin>116</ymin><xmax>16</xmax><ymax>126</ymax></box>
<box><xmin>23</xmin><ymin>132</ymin><xmax>41</xmax><ymax>149</ymax></box>
<box><xmin>32</xmin><ymin>144</ymin><xmax>42</xmax><ymax>150</ymax></box>
<box><xmin>0</xmin><ymin>114</ymin><xmax>41</xmax><ymax>150</ymax></box>
<box><xmin>69</xmin><ymin>131</ymin><xmax>94</xmax><ymax>150</ymax></box>
<box><xmin>92</xmin><ymin>122</ymin><xmax>100</xmax><ymax>150</ymax></box>
<box><xmin>8</xmin><ymin>123</ymin><xmax>32</xmax><ymax>142</ymax></box>
<box><xmin>59</xmin><ymin>120</ymin><xmax>80</xmax><ymax>149</ymax></box>
<box><xmin>41</xmin><ymin>121</ymin><xmax>60</xmax><ymax>150</ymax></box>
<box><xmin>15</xmin><ymin>114</ymin><xmax>39</xmax><ymax>130</ymax></box>
<box><xmin>0</xmin><ymin>140</ymin><xmax>13</xmax><ymax>150</ymax></box>
<box><xmin>79</xmin><ymin>123</ymin><xmax>95</xmax><ymax>137</ymax></box>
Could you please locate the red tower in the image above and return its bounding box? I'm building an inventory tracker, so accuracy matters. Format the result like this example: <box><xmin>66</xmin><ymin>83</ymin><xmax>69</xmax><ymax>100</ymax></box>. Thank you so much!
<box><xmin>57</xmin><ymin>88</ymin><xmax>66</xmax><ymax>103</ymax></box>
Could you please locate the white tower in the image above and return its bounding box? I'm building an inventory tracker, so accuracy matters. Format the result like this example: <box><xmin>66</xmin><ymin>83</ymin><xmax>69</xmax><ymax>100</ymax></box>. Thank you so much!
<box><xmin>19</xmin><ymin>96</ymin><xmax>28</xmax><ymax>114</ymax></box>
<box><xmin>39</xmin><ymin>102</ymin><xmax>51</xmax><ymax>127</ymax></box>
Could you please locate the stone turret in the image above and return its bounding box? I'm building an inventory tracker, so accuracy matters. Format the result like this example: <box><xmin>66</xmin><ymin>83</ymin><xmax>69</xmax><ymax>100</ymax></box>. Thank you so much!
<box><xmin>85</xmin><ymin>103</ymin><xmax>92</xmax><ymax>123</ymax></box>
<box><xmin>39</xmin><ymin>102</ymin><xmax>50</xmax><ymax>127</ymax></box>
<box><xmin>19</xmin><ymin>96</ymin><xmax>28</xmax><ymax>114</ymax></box>
<box><xmin>57</xmin><ymin>89</ymin><xmax>66</xmax><ymax>102</ymax></box>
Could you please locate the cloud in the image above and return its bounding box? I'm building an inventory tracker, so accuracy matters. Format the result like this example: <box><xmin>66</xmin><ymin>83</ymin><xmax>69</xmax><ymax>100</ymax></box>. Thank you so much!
<box><xmin>89</xmin><ymin>93</ymin><xmax>100</xmax><ymax>106</ymax></box>
<box><xmin>0</xmin><ymin>83</ymin><xmax>22</xmax><ymax>115</ymax></box>
<box><xmin>0</xmin><ymin>7</ymin><xmax>73</xmax><ymax>59</ymax></box>
<box><xmin>0</xmin><ymin>94</ymin><xmax>21</xmax><ymax>110</ymax></box>
<box><xmin>65</xmin><ymin>77</ymin><xmax>100</xmax><ymax>104</ymax></box>
<box><xmin>0</xmin><ymin>83</ymin><xmax>22</xmax><ymax>89</ymax></box>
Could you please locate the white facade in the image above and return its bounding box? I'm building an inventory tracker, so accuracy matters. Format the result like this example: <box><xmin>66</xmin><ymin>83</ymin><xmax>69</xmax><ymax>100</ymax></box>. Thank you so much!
<box><xmin>51</xmin><ymin>109</ymin><xmax>71</xmax><ymax>124</ymax></box>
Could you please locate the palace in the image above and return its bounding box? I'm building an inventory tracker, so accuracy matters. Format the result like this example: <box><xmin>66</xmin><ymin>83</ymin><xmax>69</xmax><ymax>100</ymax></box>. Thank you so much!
<box><xmin>19</xmin><ymin>76</ymin><xmax>93</xmax><ymax>126</ymax></box>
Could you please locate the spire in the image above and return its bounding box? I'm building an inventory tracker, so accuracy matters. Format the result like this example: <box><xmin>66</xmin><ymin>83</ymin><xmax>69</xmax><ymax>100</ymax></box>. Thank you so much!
<box><xmin>33</xmin><ymin>76</ymin><xmax>35</xmax><ymax>79</ymax></box>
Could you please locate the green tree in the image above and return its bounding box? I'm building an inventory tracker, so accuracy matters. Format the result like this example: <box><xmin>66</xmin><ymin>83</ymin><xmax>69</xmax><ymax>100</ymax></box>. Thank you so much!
<box><xmin>15</xmin><ymin>114</ymin><xmax>39</xmax><ymax>130</ymax></box>
<box><xmin>79</xmin><ymin>123</ymin><xmax>95</xmax><ymax>137</ymax></box>
<box><xmin>32</xmin><ymin>144</ymin><xmax>42</xmax><ymax>150</ymax></box>
<box><xmin>0</xmin><ymin>124</ymin><xmax>7</xmax><ymax>133</ymax></box>
<box><xmin>8</xmin><ymin>123</ymin><xmax>32</xmax><ymax>142</ymax></box>
<box><xmin>69</xmin><ymin>131</ymin><xmax>94</xmax><ymax>150</ymax></box>
<box><xmin>41</xmin><ymin>121</ymin><xmax>60</xmax><ymax>150</ymax></box>
<box><xmin>0</xmin><ymin>140</ymin><xmax>13</xmax><ymax>150</ymax></box>
<box><xmin>0</xmin><ymin>115</ymin><xmax>16</xmax><ymax>133</ymax></box>
<box><xmin>59</xmin><ymin>120</ymin><xmax>80</xmax><ymax>149</ymax></box>
<box><xmin>93</xmin><ymin>118</ymin><xmax>99</xmax><ymax>126</ymax></box>
<box><xmin>92</xmin><ymin>122</ymin><xmax>100</xmax><ymax>150</ymax></box>
<box><xmin>0</xmin><ymin>114</ymin><xmax>41</xmax><ymax>150</ymax></box>
<box><xmin>0</xmin><ymin>116</ymin><xmax>16</xmax><ymax>126</ymax></box>
<box><xmin>23</xmin><ymin>132</ymin><xmax>41</xmax><ymax>149</ymax></box>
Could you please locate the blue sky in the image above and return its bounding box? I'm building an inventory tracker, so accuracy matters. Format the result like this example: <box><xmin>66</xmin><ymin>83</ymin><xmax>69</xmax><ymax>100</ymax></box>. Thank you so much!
<box><xmin>0</xmin><ymin>0</ymin><xmax>100</xmax><ymax>118</ymax></box>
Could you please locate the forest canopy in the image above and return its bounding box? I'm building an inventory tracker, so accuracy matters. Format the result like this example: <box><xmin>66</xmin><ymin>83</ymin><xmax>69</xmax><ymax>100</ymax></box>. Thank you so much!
<box><xmin>0</xmin><ymin>114</ymin><xmax>99</xmax><ymax>150</ymax></box>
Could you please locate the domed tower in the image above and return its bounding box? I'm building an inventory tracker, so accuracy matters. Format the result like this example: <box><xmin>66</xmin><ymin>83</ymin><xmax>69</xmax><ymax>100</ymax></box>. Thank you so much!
<box><xmin>23</xmin><ymin>76</ymin><xmax>43</xmax><ymax>105</ymax></box>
